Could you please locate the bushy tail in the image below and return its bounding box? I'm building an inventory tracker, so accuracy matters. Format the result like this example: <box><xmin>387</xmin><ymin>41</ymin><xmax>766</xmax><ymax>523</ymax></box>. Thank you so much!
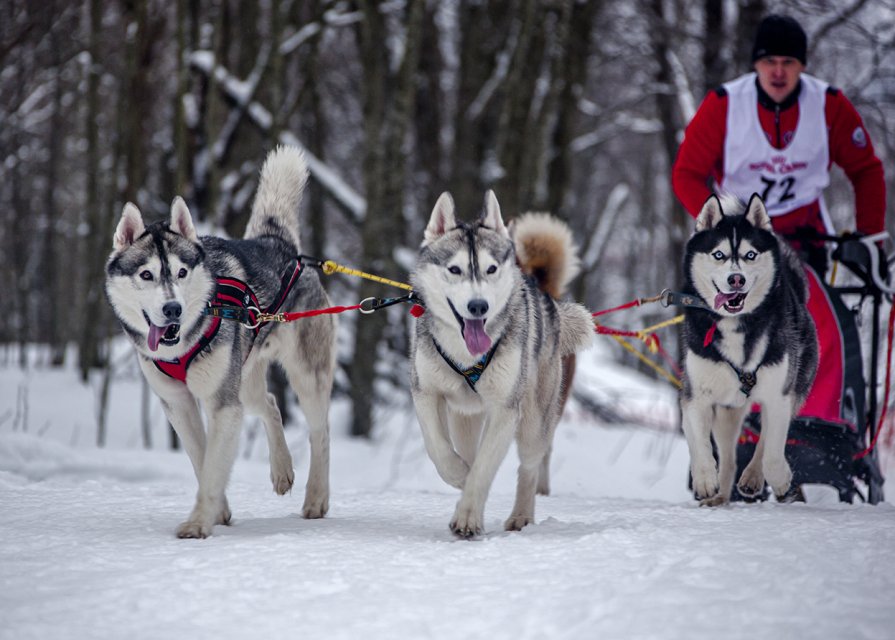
<box><xmin>245</xmin><ymin>145</ymin><xmax>309</xmax><ymax>250</ymax></box>
<box><xmin>512</xmin><ymin>212</ymin><xmax>592</xmax><ymax>356</ymax></box>
<box><xmin>512</xmin><ymin>212</ymin><xmax>581</xmax><ymax>299</ymax></box>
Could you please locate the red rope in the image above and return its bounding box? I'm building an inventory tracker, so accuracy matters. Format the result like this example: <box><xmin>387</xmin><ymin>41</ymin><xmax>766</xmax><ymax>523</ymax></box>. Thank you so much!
<box><xmin>279</xmin><ymin>304</ymin><xmax>363</xmax><ymax>321</ymax></box>
<box><xmin>854</xmin><ymin>300</ymin><xmax>895</xmax><ymax>460</ymax></box>
<box><xmin>591</xmin><ymin>298</ymin><xmax>643</xmax><ymax>318</ymax></box>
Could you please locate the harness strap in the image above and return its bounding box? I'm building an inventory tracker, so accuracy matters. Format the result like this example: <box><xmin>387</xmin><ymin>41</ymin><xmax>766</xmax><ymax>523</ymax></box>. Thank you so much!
<box><xmin>662</xmin><ymin>290</ymin><xmax>714</xmax><ymax>312</ymax></box>
<box><xmin>433</xmin><ymin>339</ymin><xmax>501</xmax><ymax>393</ymax></box>
<box><xmin>153</xmin><ymin>258</ymin><xmax>303</xmax><ymax>383</ymax></box>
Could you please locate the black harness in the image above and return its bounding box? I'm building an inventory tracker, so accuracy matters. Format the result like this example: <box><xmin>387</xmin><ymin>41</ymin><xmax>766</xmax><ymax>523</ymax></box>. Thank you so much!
<box><xmin>664</xmin><ymin>289</ymin><xmax>759</xmax><ymax>397</ymax></box>
<box><xmin>433</xmin><ymin>339</ymin><xmax>501</xmax><ymax>393</ymax></box>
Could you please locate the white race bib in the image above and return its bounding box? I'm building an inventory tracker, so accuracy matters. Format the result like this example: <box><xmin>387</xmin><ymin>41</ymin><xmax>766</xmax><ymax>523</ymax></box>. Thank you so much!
<box><xmin>720</xmin><ymin>73</ymin><xmax>831</xmax><ymax>228</ymax></box>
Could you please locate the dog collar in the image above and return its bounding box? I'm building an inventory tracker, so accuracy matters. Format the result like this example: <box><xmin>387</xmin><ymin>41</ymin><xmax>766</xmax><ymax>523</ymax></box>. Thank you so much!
<box><xmin>432</xmin><ymin>338</ymin><xmax>500</xmax><ymax>393</ymax></box>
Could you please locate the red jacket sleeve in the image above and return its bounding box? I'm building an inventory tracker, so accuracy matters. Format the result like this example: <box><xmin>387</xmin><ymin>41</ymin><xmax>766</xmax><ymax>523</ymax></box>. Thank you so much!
<box><xmin>672</xmin><ymin>90</ymin><xmax>728</xmax><ymax>218</ymax></box>
<box><xmin>825</xmin><ymin>90</ymin><xmax>886</xmax><ymax>235</ymax></box>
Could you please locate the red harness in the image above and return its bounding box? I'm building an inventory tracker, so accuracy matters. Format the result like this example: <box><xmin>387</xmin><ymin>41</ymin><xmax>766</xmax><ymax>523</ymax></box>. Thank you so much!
<box><xmin>153</xmin><ymin>260</ymin><xmax>303</xmax><ymax>383</ymax></box>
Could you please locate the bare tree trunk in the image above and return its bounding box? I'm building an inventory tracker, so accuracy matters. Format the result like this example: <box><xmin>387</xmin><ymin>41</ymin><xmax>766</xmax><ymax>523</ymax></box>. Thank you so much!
<box><xmin>649</xmin><ymin>0</ymin><xmax>689</xmax><ymax>288</ymax></box>
<box><xmin>702</xmin><ymin>0</ymin><xmax>724</xmax><ymax>94</ymax></box>
<box><xmin>348</xmin><ymin>0</ymin><xmax>423</xmax><ymax>438</ymax></box>
<box><xmin>734</xmin><ymin>0</ymin><xmax>765</xmax><ymax>73</ymax></box>
<box><xmin>543</xmin><ymin>0</ymin><xmax>597</xmax><ymax>216</ymax></box>
<box><xmin>77</xmin><ymin>0</ymin><xmax>103</xmax><ymax>383</ymax></box>
<box><xmin>43</xmin><ymin>0</ymin><xmax>66</xmax><ymax>366</ymax></box>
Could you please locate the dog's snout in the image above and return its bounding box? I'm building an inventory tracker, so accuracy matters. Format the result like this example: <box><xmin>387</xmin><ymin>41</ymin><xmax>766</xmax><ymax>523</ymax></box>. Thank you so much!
<box><xmin>727</xmin><ymin>273</ymin><xmax>746</xmax><ymax>290</ymax></box>
<box><xmin>467</xmin><ymin>299</ymin><xmax>489</xmax><ymax>317</ymax></box>
<box><xmin>163</xmin><ymin>301</ymin><xmax>182</xmax><ymax>321</ymax></box>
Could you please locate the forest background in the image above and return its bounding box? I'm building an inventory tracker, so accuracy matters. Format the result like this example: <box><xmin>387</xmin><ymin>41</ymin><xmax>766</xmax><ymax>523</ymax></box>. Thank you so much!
<box><xmin>2</xmin><ymin>0</ymin><xmax>893</xmax><ymax>442</ymax></box>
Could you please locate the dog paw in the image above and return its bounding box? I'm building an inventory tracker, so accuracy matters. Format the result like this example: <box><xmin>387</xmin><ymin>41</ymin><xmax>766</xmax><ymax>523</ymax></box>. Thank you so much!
<box><xmin>176</xmin><ymin>519</ymin><xmax>213</xmax><ymax>539</ymax></box>
<box><xmin>216</xmin><ymin>501</ymin><xmax>232</xmax><ymax>526</ymax></box>
<box><xmin>737</xmin><ymin>468</ymin><xmax>765</xmax><ymax>499</ymax></box>
<box><xmin>504</xmin><ymin>513</ymin><xmax>534</xmax><ymax>531</ymax></box>
<box><xmin>271</xmin><ymin>467</ymin><xmax>295</xmax><ymax>496</ymax></box>
<box><xmin>302</xmin><ymin>493</ymin><xmax>329</xmax><ymax>519</ymax></box>
<box><xmin>270</xmin><ymin>452</ymin><xmax>294</xmax><ymax>495</ymax></box>
<box><xmin>699</xmin><ymin>494</ymin><xmax>729</xmax><ymax>507</ymax></box>
<box><xmin>763</xmin><ymin>459</ymin><xmax>792</xmax><ymax>498</ymax></box>
<box><xmin>691</xmin><ymin>467</ymin><xmax>719</xmax><ymax>501</ymax></box>
<box><xmin>450</xmin><ymin>505</ymin><xmax>484</xmax><ymax>538</ymax></box>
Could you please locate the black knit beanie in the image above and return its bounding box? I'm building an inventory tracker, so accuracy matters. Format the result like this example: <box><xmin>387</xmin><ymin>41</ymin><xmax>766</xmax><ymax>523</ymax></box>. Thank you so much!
<box><xmin>751</xmin><ymin>15</ymin><xmax>807</xmax><ymax>64</ymax></box>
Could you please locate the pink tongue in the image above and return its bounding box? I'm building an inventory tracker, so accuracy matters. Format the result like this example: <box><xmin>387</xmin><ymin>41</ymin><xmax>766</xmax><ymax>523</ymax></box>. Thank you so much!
<box><xmin>147</xmin><ymin>324</ymin><xmax>164</xmax><ymax>352</ymax></box>
<box><xmin>714</xmin><ymin>292</ymin><xmax>737</xmax><ymax>310</ymax></box>
<box><xmin>463</xmin><ymin>319</ymin><xmax>492</xmax><ymax>356</ymax></box>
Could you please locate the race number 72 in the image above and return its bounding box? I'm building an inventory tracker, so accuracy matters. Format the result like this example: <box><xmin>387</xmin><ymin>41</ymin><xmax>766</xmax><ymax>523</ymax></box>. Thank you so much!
<box><xmin>760</xmin><ymin>176</ymin><xmax>796</xmax><ymax>204</ymax></box>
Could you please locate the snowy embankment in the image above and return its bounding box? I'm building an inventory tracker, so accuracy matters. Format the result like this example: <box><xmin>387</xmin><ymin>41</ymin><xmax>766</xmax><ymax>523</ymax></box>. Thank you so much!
<box><xmin>1</xmin><ymin>341</ymin><xmax>894</xmax><ymax>640</ymax></box>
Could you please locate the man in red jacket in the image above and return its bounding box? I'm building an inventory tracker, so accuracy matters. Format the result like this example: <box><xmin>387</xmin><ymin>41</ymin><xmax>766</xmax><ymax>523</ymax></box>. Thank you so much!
<box><xmin>672</xmin><ymin>15</ymin><xmax>887</xmax><ymax>463</ymax></box>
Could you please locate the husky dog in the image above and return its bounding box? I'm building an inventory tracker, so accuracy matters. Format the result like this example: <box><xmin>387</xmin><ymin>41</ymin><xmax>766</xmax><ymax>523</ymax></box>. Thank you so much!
<box><xmin>680</xmin><ymin>193</ymin><xmax>817</xmax><ymax>506</ymax></box>
<box><xmin>105</xmin><ymin>146</ymin><xmax>336</xmax><ymax>538</ymax></box>
<box><xmin>410</xmin><ymin>191</ymin><xmax>593</xmax><ymax>537</ymax></box>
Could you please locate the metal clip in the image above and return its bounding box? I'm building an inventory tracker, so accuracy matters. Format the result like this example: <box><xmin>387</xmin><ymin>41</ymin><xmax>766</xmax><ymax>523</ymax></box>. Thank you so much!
<box><xmin>359</xmin><ymin>297</ymin><xmax>378</xmax><ymax>314</ymax></box>
<box><xmin>242</xmin><ymin>306</ymin><xmax>262</xmax><ymax>329</ymax></box>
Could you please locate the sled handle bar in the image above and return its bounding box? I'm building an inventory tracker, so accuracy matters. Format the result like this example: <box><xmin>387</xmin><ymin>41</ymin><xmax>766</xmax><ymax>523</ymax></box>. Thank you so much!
<box><xmin>832</xmin><ymin>232</ymin><xmax>895</xmax><ymax>295</ymax></box>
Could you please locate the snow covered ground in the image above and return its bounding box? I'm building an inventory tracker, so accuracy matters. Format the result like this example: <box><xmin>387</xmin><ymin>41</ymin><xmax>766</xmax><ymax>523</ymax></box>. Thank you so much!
<box><xmin>1</xmin><ymin>341</ymin><xmax>894</xmax><ymax>640</ymax></box>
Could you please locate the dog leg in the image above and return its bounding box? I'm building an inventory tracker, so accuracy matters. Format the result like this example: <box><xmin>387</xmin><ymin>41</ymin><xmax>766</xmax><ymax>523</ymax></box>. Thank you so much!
<box><xmin>450</xmin><ymin>410</ymin><xmax>516</xmax><ymax>538</ymax></box>
<box><xmin>284</xmin><ymin>363</ymin><xmax>333</xmax><ymax>519</ymax></box>
<box><xmin>413</xmin><ymin>391</ymin><xmax>469</xmax><ymax>489</ymax></box>
<box><xmin>536</xmin><ymin>442</ymin><xmax>552</xmax><ymax>496</ymax></box>
<box><xmin>240</xmin><ymin>359</ymin><xmax>294</xmax><ymax>496</ymax></box>
<box><xmin>448</xmin><ymin>411</ymin><xmax>484</xmax><ymax>467</ymax></box>
<box><xmin>681</xmin><ymin>399</ymin><xmax>719</xmax><ymax>502</ymax></box>
<box><xmin>738</xmin><ymin>428</ymin><xmax>766</xmax><ymax>499</ymax></box>
<box><xmin>759</xmin><ymin>398</ymin><xmax>793</xmax><ymax>499</ymax></box>
<box><xmin>177</xmin><ymin>403</ymin><xmax>243</xmax><ymax>539</ymax></box>
<box><xmin>704</xmin><ymin>406</ymin><xmax>747</xmax><ymax>506</ymax></box>
<box><xmin>505</xmin><ymin>413</ymin><xmax>550</xmax><ymax>531</ymax></box>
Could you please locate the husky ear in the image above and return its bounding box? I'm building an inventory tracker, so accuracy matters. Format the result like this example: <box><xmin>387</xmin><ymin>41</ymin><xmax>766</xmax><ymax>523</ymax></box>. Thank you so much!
<box><xmin>480</xmin><ymin>190</ymin><xmax>509</xmax><ymax>237</ymax></box>
<box><xmin>695</xmin><ymin>195</ymin><xmax>724</xmax><ymax>232</ymax></box>
<box><xmin>423</xmin><ymin>192</ymin><xmax>457</xmax><ymax>245</ymax></box>
<box><xmin>744</xmin><ymin>193</ymin><xmax>773</xmax><ymax>231</ymax></box>
<box><xmin>113</xmin><ymin>203</ymin><xmax>146</xmax><ymax>252</ymax></box>
<box><xmin>170</xmin><ymin>196</ymin><xmax>199</xmax><ymax>243</ymax></box>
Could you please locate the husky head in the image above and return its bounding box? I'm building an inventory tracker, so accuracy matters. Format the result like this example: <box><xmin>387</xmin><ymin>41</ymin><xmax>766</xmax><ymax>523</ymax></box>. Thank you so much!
<box><xmin>412</xmin><ymin>190</ymin><xmax>520</xmax><ymax>359</ymax></box>
<box><xmin>105</xmin><ymin>198</ymin><xmax>214</xmax><ymax>357</ymax></box>
<box><xmin>685</xmin><ymin>193</ymin><xmax>779</xmax><ymax>317</ymax></box>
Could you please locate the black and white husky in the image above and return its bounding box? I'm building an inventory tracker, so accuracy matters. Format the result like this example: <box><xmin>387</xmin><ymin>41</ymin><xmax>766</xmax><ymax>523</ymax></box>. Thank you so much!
<box><xmin>680</xmin><ymin>193</ymin><xmax>818</xmax><ymax>505</ymax></box>
<box><xmin>410</xmin><ymin>191</ymin><xmax>593</xmax><ymax>537</ymax></box>
<box><xmin>105</xmin><ymin>146</ymin><xmax>336</xmax><ymax>538</ymax></box>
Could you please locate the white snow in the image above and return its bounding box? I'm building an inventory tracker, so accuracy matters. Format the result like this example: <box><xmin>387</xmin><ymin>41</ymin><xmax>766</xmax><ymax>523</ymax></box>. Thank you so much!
<box><xmin>1</xmin><ymin>341</ymin><xmax>894</xmax><ymax>640</ymax></box>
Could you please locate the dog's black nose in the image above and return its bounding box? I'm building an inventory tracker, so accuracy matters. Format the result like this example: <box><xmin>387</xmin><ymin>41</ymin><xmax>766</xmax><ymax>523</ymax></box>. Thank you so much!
<box><xmin>163</xmin><ymin>301</ymin><xmax>182</xmax><ymax>321</ymax></box>
<box><xmin>467</xmin><ymin>299</ymin><xmax>489</xmax><ymax>317</ymax></box>
<box><xmin>728</xmin><ymin>273</ymin><xmax>745</xmax><ymax>289</ymax></box>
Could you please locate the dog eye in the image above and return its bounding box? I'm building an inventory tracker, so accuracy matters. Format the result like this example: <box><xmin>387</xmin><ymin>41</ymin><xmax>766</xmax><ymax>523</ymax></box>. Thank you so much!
<box><xmin>743</xmin><ymin>251</ymin><xmax>758</xmax><ymax>261</ymax></box>
<box><xmin>485</xmin><ymin>265</ymin><xmax>497</xmax><ymax>275</ymax></box>
<box><xmin>139</xmin><ymin>270</ymin><xmax>153</xmax><ymax>281</ymax></box>
<box><xmin>178</xmin><ymin>268</ymin><xmax>188</xmax><ymax>278</ymax></box>
<box><xmin>712</xmin><ymin>251</ymin><xmax>726</xmax><ymax>261</ymax></box>
<box><xmin>448</xmin><ymin>266</ymin><xmax>462</xmax><ymax>275</ymax></box>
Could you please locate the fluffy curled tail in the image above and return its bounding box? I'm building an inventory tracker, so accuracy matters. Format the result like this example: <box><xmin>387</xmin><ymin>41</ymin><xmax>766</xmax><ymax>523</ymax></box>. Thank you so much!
<box><xmin>245</xmin><ymin>145</ymin><xmax>309</xmax><ymax>250</ymax></box>
<box><xmin>512</xmin><ymin>212</ymin><xmax>581</xmax><ymax>299</ymax></box>
<box><xmin>512</xmin><ymin>212</ymin><xmax>592</xmax><ymax>356</ymax></box>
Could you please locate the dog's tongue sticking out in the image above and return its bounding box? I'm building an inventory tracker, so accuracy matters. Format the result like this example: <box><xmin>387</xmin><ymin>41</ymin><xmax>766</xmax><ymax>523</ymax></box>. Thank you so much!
<box><xmin>714</xmin><ymin>292</ymin><xmax>739</xmax><ymax>310</ymax></box>
<box><xmin>463</xmin><ymin>319</ymin><xmax>492</xmax><ymax>356</ymax></box>
<box><xmin>147</xmin><ymin>324</ymin><xmax>164</xmax><ymax>352</ymax></box>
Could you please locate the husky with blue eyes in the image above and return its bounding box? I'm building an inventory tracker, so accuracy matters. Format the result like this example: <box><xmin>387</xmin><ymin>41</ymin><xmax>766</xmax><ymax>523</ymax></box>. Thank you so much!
<box><xmin>105</xmin><ymin>146</ymin><xmax>336</xmax><ymax>538</ymax></box>
<box><xmin>410</xmin><ymin>190</ymin><xmax>593</xmax><ymax>537</ymax></box>
<box><xmin>680</xmin><ymin>193</ymin><xmax>817</xmax><ymax>506</ymax></box>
